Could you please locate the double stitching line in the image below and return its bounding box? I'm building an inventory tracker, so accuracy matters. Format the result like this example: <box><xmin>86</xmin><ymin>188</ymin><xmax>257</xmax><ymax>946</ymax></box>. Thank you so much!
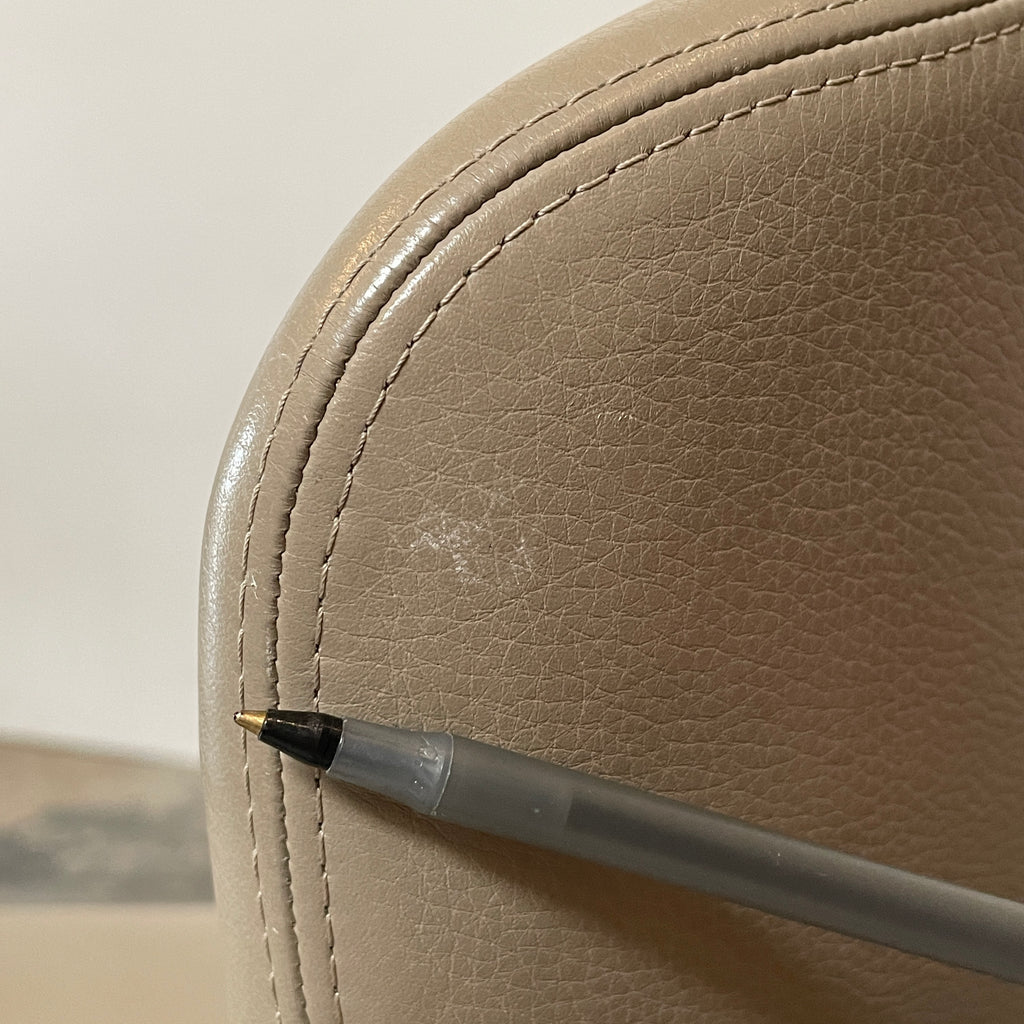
<box><xmin>237</xmin><ymin>1</ymin><xmax>879</xmax><ymax>1019</ymax></box>
<box><xmin>241</xmin><ymin>0</ymin><xmax>875</xmax><ymax>665</ymax></box>
<box><xmin>236</xmin><ymin>1</ymin><xmax>1020</xmax><ymax>1020</ymax></box>
<box><xmin>308</xmin><ymin>11</ymin><xmax>1021</xmax><ymax>1017</ymax></box>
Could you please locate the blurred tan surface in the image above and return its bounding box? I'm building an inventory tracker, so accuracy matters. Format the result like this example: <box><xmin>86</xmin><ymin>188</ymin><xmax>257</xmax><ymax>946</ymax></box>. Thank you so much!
<box><xmin>0</xmin><ymin>741</ymin><xmax>205</xmax><ymax>824</ymax></box>
<box><xmin>0</xmin><ymin>741</ymin><xmax>212</xmax><ymax>902</ymax></box>
<box><xmin>0</xmin><ymin>742</ymin><xmax>222</xmax><ymax>1020</ymax></box>
<box><xmin>0</xmin><ymin>904</ymin><xmax>225</xmax><ymax>1024</ymax></box>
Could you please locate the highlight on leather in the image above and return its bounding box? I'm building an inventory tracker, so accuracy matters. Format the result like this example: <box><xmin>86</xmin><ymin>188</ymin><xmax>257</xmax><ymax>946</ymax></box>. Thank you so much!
<box><xmin>200</xmin><ymin>1</ymin><xmax>1024</xmax><ymax>1021</ymax></box>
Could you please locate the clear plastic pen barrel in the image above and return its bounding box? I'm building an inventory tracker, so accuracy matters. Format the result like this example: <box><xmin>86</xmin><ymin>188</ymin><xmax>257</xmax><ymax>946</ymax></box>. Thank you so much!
<box><xmin>327</xmin><ymin>717</ymin><xmax>1024</xmax><ymax>984</ymax></box>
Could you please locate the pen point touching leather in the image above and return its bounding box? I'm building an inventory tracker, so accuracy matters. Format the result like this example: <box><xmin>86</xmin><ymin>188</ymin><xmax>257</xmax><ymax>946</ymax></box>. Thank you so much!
<box><xmin>234</xmin><ymin>710</ymin><xmax>266</xmax><ymax>737</ymax></box>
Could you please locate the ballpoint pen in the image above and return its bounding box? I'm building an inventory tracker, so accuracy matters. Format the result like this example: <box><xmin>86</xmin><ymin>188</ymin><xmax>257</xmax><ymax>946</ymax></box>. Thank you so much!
<box><xmin>236</xmin><ymin>708</ymin><xmax>1024</xmax><ymax>984</ymax></box>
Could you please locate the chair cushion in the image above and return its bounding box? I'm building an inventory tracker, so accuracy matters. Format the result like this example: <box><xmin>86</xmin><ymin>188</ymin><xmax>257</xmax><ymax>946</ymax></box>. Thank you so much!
<box><xmin>200</xmin><ymin>0</ymin><xmax>1024</xmax><ymax>1020</ymax></box>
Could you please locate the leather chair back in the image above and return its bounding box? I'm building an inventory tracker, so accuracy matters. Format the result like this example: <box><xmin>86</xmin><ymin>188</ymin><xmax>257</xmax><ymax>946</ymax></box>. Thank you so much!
<box><xmin>201</xmin><ymin>1</ymin><xmax>1024</xmax><ymax>1019</ymax></box>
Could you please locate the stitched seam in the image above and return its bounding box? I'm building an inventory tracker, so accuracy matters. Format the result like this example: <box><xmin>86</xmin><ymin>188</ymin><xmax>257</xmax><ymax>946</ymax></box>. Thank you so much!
<box><xmin>313</xmin><ymin>754</ymin><xmax>342</xmax><ymax>1020</ymax></box>
<box><xmin>238</xmin><ymin>0</ymin><xmax>875</xmax><ymax>639</ymax></box>
<box><xmin>245</xmin><ymin>0</ymin><xmax>1020</xmax><ymax>1015</ymax></box>
<box><xmin>236</xmin><ymin>671</ymin><xmax>308</xmax><ymax>1017</ymax></box>
<box><xmin>238</xmin><ymin>450</ymin><xmax>307</xmax><ymax>1021</ymax></box>
<box><xmin>235</xmin><ymin>734</ymin><xmax>283</xmax><ymax>1023</ymax></box>
<box><xmin>253</xmin><ymin>1</ymin><xmax>1001</xmax><ymax>663</ymax></box>
<box><xmin>315</xmin><ymin>17</ymin><xmax>1024</xmax><ymax>643</ymax></box>
<box><xmin>287</xmin><ymin>1</ymin><xmax>1014</xmax><ymax>698</ymax></box>
<box><xmin>236</xmin><ymin>0</ymin><xmax>881</xmax><ymax>1015</ymax></box>
<box><xmin>309</xmin><ymin>14</ymin><xmax>1022</xmax><ymax>1005</ymax></box>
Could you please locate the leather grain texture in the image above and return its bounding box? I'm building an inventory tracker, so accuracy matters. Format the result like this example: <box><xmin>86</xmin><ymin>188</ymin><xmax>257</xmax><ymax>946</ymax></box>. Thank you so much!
<box><xmin>200</xmin><ymin>0</ymin><xmax>1024</xmax><ymax>1020</ymax></box>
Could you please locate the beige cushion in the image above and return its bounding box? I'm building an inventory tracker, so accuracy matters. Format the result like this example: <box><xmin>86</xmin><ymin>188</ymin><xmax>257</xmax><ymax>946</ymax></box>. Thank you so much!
<box><xmin>200</xmin><ymin>1</ymin><xmax>1024</xmax><ymax>1019</ymax></box>
<box><xmin>0</xmin><ymin>905</ymin><xmax>224</xmax><ymax>1024</ymax></box>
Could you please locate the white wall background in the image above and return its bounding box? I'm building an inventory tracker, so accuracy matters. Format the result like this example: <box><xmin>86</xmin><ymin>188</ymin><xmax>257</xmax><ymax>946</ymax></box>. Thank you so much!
<box><xmin>1</xmin><ymin>2</ymin><xmax>640</xmax><ymax>762</ymax></box>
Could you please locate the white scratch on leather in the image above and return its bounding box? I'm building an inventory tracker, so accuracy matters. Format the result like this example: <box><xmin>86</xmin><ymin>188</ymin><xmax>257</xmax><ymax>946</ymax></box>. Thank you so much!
<box><xmin>240</xmin><ymin>0</ymin><xmax>876</xmax><ymax>662</ymax></box>
<box><xmin>232</xmin><ymin>0</ymin><xmax>1021</xmax><ymax>1017</ymax></box>
<box><xmin>236</xmin><ymin>7</ymin><xmax>886</xmax><ymax>1017</ymax></box>
<box><xmin>308</xmin><ymin>14</ymin><xmax>1021</xmax><ymax>1016</ymax></box>
<box><xmin>238</xmin><ymin>3</ymin><xmax>876</xmax><ymax>1011</ymax></box>
<box><xmin>238</xmin><ymin>0</ymin><xmax>872</xmax><ymax>633</ymax></box>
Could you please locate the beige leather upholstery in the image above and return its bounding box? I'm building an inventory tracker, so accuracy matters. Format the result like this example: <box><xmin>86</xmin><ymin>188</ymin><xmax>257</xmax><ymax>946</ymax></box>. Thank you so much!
<box><xmin>200</xmin><ymin>1</ymin><xmax>1024</xmax><ymax>1019</ymax></box>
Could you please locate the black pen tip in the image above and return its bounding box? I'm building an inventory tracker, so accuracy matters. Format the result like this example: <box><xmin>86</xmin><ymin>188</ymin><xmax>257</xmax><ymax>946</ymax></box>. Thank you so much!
<box><xmin>235</xmin><ymin>708</ymin><xmax>344</xmax><ymax>770</ymax></box>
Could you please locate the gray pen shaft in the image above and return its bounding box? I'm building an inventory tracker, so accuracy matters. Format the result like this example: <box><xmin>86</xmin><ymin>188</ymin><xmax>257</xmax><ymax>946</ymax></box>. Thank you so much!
<box><xmin>328</xmin><ymin>719</ymin><xmax>1024</xmax><ymax>983</ymax></box>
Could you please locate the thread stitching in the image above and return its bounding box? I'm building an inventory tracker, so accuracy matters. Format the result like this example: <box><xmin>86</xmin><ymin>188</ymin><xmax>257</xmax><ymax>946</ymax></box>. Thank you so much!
<box><xmin>236</xmin><ymin>735</ymin><xmax>284</xmax><ymax>1023</ymax></box>
<box><xmin>309</xmin><ymin>18</ymin><xmax>1022</xmax><ymax>1002</ymax></box>
<box><xmin>239</xmin><ymin>0</ymin><xmax>873</xmax><ymax>635</ymax></box>
<box><xmin>236</xmin><ymin>1</ymin><xmax>875</xmax><ymax>1016</ymax></box>
<box><xmin>312</xmin><ymin>711</ymin><xmax>342</xmax><ymax>1018</ymax></box>
<box><xmin>237</xmin><ymin>371</ymin><xmax>311</xmax><ymax>1022</ymax></box>
<box><xmin>239</xmin><ymin>3</ymin><xmax>1021</xmax><ymax>1018</ymax></box>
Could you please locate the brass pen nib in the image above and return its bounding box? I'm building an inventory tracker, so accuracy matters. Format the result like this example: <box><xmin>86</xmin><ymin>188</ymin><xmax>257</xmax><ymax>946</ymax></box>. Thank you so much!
<box><xmin>234</xmin><ymin>710</ymin><xmax>267</xmax><ymax>737</ymax></box>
